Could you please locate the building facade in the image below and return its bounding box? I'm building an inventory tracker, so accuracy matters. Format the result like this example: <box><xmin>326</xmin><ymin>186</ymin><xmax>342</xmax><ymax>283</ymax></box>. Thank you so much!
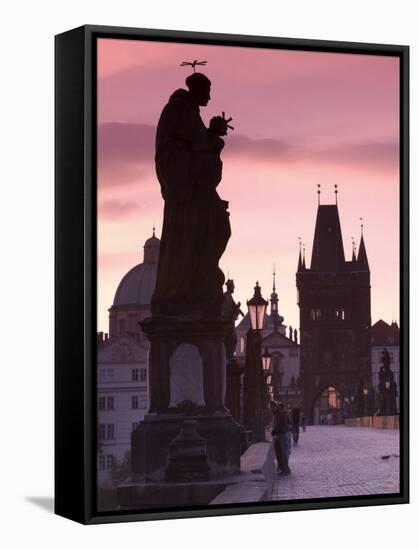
<box><xmin>97</xmin><ymin>231</ymin><xmax>159</xmax><ymax>484</ymax></box>
<box><xmin>297</xmin><ymin>201</ymin><xmax>372</xmax><ymax>424</ymax></box>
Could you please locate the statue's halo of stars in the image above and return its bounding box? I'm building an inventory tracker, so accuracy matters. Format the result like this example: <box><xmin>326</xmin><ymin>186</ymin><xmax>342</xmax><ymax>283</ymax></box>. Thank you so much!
<box><xmin>180</xmin><ymin>59</ymin><xmax>207</xmax><ymax>73</ymax></box>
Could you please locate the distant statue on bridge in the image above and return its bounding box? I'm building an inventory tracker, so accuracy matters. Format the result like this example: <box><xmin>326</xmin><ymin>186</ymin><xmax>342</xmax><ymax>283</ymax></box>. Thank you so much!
<box><xmin>152</xmin><ymin>71</ymin><xmax>233</xmax><ymax>320</ymax></box>
<box><xmin>221</xmin><ymin>279</ymin><xmax>244</xmax><ymax>360</ymax></box>
<box><xmin>377</xmin><ymin>348</ymin><xmax>397</xmax><ymax>415</ymax></box>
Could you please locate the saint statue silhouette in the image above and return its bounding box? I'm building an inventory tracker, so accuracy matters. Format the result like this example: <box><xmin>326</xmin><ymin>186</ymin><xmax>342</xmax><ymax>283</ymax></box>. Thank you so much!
<box><xmin>152</xmin><ymin>70</ymin><xmax>233</xmax><ymax>319</ymax></box>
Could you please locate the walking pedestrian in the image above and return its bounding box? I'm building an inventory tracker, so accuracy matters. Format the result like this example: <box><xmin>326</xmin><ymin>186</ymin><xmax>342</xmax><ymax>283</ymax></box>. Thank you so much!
<box><xmin>291</xmin><ymin>405</ymin><xmax>301</xmax><ymax>445</ymax></box>
<box><xmin>279</xmin><ymin>402</ymin><xmax>292</xmax><ymax>475</ymax></box>
<box><xmin>301</xmin><ymin>414</ymin><xmax>307</xmax><ymax>432</ymax></box>
<box><xmin>269</xmin><ymin>401</ymin><xmax>291</xmax><ymax>475</ymax></box>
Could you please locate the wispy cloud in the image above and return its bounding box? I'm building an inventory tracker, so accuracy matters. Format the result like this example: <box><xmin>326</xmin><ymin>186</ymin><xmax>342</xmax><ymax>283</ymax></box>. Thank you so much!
<box><xmin>98</xmin><ymin>122</ymin><xmax>155</xmax><ymax>187</ymax></box>
<box><xmin>99</xmin><ymin>198</ymin><xmax>140</xmax><ymax>219</ymax></box>
<box><xmin>98</xmin><ymin>121</ymin><xmax>398</xmax><ymax>191</ymax></box>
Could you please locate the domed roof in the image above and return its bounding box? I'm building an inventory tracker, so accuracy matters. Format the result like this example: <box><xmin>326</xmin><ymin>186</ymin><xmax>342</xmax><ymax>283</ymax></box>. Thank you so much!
<box><xmin>112</xmin><ymin>231</ymin><xmax>160</xmax><ymax>307</ymax></box>
<box><xmin>113</xmin><ymin>262</ymin><xmax>158</xmax><ymax>306</ymax></box>
<box><xmin>144</xmin><ymin>234</ymin><xmax>160</xmax><ymax>248</ymax></box>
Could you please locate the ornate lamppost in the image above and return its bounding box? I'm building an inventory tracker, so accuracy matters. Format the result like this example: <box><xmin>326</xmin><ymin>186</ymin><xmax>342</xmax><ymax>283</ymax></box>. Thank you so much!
<box><xmin>363</xmin><ymin>385</ymin><xmax>369</xmax><ymax>417</ymax></box>
<box><xmin>261</xmin><ymin>347</ymin><xmax>272</xmax><ymax>425</ymax></box>
<box><xmin>350</xmin><ymin>394</ymin><xmax>356</xmax><ymax>418</ymax></box>
<box><xmin>243</xmin><ymin>282</ymin><xmax>269</xmax><ymax>442</ymax></box>
<box><xmin>384</xmin><ymin>377</ymin><xmax>391</xmax><ymax>416</ymax></box>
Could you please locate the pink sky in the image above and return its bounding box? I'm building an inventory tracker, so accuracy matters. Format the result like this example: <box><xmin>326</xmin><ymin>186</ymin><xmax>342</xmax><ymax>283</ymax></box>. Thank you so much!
<box><xmin>97</xmin><ymin>38</ymin><xmax>400</xmax><ymax>334</ymax></box>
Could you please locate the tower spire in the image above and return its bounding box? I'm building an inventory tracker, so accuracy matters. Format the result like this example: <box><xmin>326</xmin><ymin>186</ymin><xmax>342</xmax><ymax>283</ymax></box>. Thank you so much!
<box><xmin>270</xmin><ymin>264</ymin><xmax>279</xmax><ymax>328</ymax></box>
<box><xmin>351</xmin><ymin>237</ymin><xmax>356</xmax><ymax>262</ymax></box>
<box><xmin>357</xmin><ymin>219</ymin><xmax>369</xmax><ymax>272</ymax></box>
<box><xmin>335</xmin><ymin>184</ymin><xmax>338</xmax><ymax>205</ymax></box>
<box><xmin>297</xmin><ymin>237</ymin><xmax>303</xmax><ymax>272</ymax></box>
<box><xmin>273</xmin><ymin>263</ymin><xmax>276</xmax><ymax>292</ymax></box>
<box><xmin>317</xmin><ymin>183</ymin><xmax>321</xmax><ymax>205</ymax></box>
<box><xmin>302</xmin><ymin>244</ymin><xmax>306</xmax><ymax>269</ymax></box>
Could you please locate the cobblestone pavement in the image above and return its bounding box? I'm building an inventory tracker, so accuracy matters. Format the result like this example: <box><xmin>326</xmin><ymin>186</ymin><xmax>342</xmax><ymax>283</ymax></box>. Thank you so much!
<box><xmin>271</xmin><ymin>426</ymin><xmax>400</xmax><ymax>501</ymax></box>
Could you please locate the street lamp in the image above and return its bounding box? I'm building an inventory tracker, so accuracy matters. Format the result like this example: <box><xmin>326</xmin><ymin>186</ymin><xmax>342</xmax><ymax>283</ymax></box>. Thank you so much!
<box><xmin>384</xmin><ymin>377</ymin><xmax>391</xmax><ymax>415</ymax></box>
<box><xmin>350</xmin><ymin>395</ymin><xmax>355</xmax><ymax>418</ymax></box>
<box><xmin>244</xmin><ymin>282</ymin><xmax>269</xmax><ymax>442</ymax></box>
<box><xmin>247</xmin><ymin>281</ymin><xmax>268</xmax><ymax>331</ymax></box>
<box><xmin>363</xmin><ymin>386</ymin><xmax>369</xmax><ymax>417</ymax></box>
<box><xmin>261</xmin><ymin>348</ymin><xmax>272</xmax><ymax>372</ymax></box>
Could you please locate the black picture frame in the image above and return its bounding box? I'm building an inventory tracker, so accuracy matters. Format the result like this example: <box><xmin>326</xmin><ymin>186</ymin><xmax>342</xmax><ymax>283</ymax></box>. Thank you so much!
<box><xmin>55</xmin><ymin>24</ymin><xmax>409</xmax><ymax>525</ymax></box>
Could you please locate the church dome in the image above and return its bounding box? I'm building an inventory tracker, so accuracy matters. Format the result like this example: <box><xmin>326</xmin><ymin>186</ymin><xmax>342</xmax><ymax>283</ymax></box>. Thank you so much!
<box><xmin>144</xmin><ymin>234</ymin><xmax>160</xmax><ymax>248</ymax></box>
<box><xmin>112</xmin><ymin>231</ymin><xmax>160</xmax><ymax>307</ymax></box>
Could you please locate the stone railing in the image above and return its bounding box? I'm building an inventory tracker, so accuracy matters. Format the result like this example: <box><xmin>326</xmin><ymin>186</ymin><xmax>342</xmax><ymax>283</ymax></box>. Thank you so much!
<box><xmin>210</xmin><ymin>441</ymin><xmax>275</xmax><ymax>505</ymax></box>
<box><xmin>344</xmin><ymin>415</ymin><xmax>399</xmax><ymax>429</ymax></box>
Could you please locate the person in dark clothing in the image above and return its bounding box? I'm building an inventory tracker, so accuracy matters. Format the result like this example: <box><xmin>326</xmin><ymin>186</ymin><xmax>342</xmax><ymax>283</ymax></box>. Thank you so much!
<box><xmin>291</xmin><ymin>405</ymin><xmax>301</xmax><ymax>445</ymax></box>
<box><xmin>269</xmin><ymin>401</ymin><xmax>291</xmax><ymax>475</ymax></box>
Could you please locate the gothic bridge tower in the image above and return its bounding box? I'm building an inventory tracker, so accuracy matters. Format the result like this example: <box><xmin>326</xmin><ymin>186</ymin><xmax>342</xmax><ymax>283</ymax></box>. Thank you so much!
<box><xmin>296</xmin><ymin>190</ymin><xmax>371</xmax><ymax>424</ymax></box>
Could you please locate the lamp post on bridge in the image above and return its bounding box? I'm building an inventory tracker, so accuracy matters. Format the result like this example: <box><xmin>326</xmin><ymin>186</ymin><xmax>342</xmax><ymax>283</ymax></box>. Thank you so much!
<box><xmin>384</xmin><ymin>377</ymin><xmax>391</xmax><ymax>416</ymax></box>
<box><xmin>363</xmin><ymin>386</ymin><xmax>369</xmax><ymax>417</ymax></box>
<box><xmin>243</xmin><ymin>282</ymin><xmax>269</xmax><ymax>442</ymax></box>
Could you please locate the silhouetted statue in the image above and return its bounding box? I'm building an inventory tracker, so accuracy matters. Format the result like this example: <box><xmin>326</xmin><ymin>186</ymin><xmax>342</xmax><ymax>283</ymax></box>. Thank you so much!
<box><xmin>378</xmin><ymin>348</ymin><xmax>397</xmax><ymax>415</ymax></box>
<box><xmin>152</xmin><ymin>72</ymin><xmax>232</xmax><ymax>320</ymax></box>
<box><xmin>221</xmin><ymin>279</ymin><xmax>244</xmax><ymax>360</ymax></box>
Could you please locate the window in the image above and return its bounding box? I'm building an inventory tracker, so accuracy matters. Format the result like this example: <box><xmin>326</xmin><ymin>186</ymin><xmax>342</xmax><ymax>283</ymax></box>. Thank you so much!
<box><xmin>98</xmin><ymin>454</ymin><xmax>113</xmax><ymax>470</ymax></box>
<box><xmin>98</xmin><ymin>455</ymin><xmax>106</xmax><ymax>470</ymax></box>
<box><xmin>310</xmin><ymin>308</ymin><xmax>321</xmax><ymax>321</ymax></box>
<box><xmin>98</xmin><ymin>423</ymin><xmax>115</xmax><ymax>441</ymax></box>
<box><xmin>335</xmin><ymin>308</ymin><xmax>345</xmax><ymax>320</ymax></box>
<box><xmin>132</xmin><ymin>395</ymin><xmax>139</xmax><ymax>409</ymax></box>
<box><xmin>140</xmin><ymin>368</ymin><xmax>147</xmax><ymax>382</ymax></box>
<box><xmin>106</xmin><ymin>396</ymin><xmax>114</xmax><ymax>410</ymax></box>
<box><xmin>132</xmin><ymin>368</ymin><xmax>139</xmax><ymax>381</ymax></box>
<box><xmin>106</xmin><ymin>424</ymin><xmax>115</xmax><ymax>440</ymax></box>
<box><xmin>98</xmin><ymin>369</ymin><xmax>106</xmax><ymax>383</ymax></box>
<box><xmin>98</xmin><ymin>396</ymin><xmax>114</xmax><ymax>410</ymax></box>
<box><xmin>240</xmin><ymin>336</ymin><xmax>246</xmax><ymax>354</ymax></box>
<box><xmin>98</xmin><ymin>396</ymin><xmax>106</xmax><ymax>411</ymax></box>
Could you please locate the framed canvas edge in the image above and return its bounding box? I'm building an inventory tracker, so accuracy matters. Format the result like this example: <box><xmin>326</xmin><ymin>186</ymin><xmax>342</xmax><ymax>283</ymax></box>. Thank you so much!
<box><xmin>55</xmin><ymin>24</ymin><xmax>410</xmax><ymax>526</ymax></box>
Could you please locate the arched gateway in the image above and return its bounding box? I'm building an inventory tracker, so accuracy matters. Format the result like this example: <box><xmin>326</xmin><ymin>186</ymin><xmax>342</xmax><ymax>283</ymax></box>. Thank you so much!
<box><xmin>313</xmin><ymin>386</ymin><xmax>344</xmax><ymax>425</ymax></box>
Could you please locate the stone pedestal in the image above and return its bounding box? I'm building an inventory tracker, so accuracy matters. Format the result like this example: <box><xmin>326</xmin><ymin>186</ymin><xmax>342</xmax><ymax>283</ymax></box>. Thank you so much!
<box><xmin>129</xmin><ymin>317</ymin><xmax>241</xmax><ymax>483</ymax></box>
<box><xmin>165</xmin><ymin>420</ymin><xmax>210</xmax><ymax>482</ymax></box>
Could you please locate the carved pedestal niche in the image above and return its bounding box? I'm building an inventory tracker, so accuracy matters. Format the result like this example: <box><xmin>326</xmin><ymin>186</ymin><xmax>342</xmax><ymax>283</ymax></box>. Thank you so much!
<box><xmin>117</xmin><ymin>318</ymin><xmax>241</xmax><ymax>509</ymax></box>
